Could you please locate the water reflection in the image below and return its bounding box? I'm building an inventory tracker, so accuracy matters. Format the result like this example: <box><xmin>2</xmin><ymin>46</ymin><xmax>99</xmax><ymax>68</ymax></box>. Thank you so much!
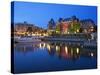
<box><xmin>14</xmin><ymin>41</ymin><xmax>97</xmax><ymax>73</ymax></box>
<box><xmin>14</xmin><ymin>42</ymin><xmax>97</xmax><ymax>60</ymax></box>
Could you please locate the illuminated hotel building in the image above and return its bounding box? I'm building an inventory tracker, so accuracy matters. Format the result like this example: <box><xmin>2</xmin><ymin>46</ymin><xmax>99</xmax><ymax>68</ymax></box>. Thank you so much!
<box><xmin>60</xmin><ymin>21</ymin><xmax>70</xmax><ymax>34</ymax></box>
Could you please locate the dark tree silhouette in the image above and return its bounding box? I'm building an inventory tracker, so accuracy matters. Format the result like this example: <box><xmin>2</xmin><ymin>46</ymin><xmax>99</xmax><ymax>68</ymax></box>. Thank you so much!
<box><xmin>27</xmin><ymin>27</ymin><xmax>33</xmax><ymax>33</ymax></box>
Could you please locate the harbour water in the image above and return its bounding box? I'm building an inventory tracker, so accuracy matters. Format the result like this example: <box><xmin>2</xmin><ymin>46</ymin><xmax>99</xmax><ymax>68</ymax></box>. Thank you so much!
<box><xmin>14</xmin><ymin>41</ymin><xmax>97</xmax><ymax>73</ymax></box>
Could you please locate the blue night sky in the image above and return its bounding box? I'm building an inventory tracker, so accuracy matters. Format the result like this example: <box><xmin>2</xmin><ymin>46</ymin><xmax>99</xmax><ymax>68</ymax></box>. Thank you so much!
<box><xmin>12</xmin><ymin>1</ymin><xmax>97</xmax><ymax>29</ymax></box>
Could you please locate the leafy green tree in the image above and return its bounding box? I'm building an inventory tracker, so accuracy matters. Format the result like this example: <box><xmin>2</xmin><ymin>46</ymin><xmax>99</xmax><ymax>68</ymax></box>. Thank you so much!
<box><xmin>74</xmin><ymin>23</ymin><xmax>80</xmax><ymax>32</ymax></box>
<box><xmin>68</xmin><ymin>22</ymin><xmax>80</xmax><ymax>33</ymax></box>
<box><xmin>56</xmin><ymin>24</ymin><xmax>60</xmax><ymax>34</ymax></box>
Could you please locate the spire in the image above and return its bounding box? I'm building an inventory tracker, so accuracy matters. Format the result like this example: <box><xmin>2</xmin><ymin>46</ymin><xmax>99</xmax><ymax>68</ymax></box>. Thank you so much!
<box><xmin>58</xmin><ymin>18</ymin><xmax>63</xmax><ymax>22</ymax></box>
<box><xmin>48</xmin><ymin>18</ymin><xmax>56</xmax><ymax>29</ymax></box>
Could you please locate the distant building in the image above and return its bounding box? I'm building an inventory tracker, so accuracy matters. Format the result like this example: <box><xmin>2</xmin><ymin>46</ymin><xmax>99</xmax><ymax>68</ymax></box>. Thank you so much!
<box><xmin>80</xmin><ymin>19</ymin><xmax>96</xmax><ymax>33</ymax></box>
<box><xmin>48</xmin><ymin>18</ymin><xmax>56</xmax><ymax>35</ymax></box>
<box><xmin>14</xmin><ymin>22</ymin><xmax>34</xmax><ymax>36</ymax></box>
<box><xmin>48</xmin><ymin>18</ymin><xmax>56</xmax><ymax>30</ymax></box>
<box><xmin>14</xmin><ymin>22</ymin><xmax>47</xmax><ymax>36</ymax></box>
<box><xmin>69</xmin><ymin>16</ymin><xmax>80</xmax><ymax>33</ymax></box>
<box><xmin>59</xmin><ymin>16</ymin><xmax>80</xmax><ymax>34</ymax></box>
<box><xmin>55</xmin><ymin>18</ymin><xmax>71</xmax><ymax>34</ymax></box>
<box><xmin>54</xmin><ymin>16</ymin><xmax>81</xmax><ymax>34</ymax></box>
<box><xmin>48</xmin><ymin>16</ymin><xmax>96</xmax><ymax>36</ymax></box>
<box><xmin>60</xmin><ymin>21</ymin><xmax>69</xmax><ymax>34</ymax></box>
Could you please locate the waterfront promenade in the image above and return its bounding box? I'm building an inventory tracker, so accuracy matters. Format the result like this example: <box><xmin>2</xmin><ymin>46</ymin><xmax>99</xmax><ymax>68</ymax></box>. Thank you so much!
<box><xmin>14</xmin><ymin>35</ymin><xmax>97</xmax><ymax>48</ymax></box>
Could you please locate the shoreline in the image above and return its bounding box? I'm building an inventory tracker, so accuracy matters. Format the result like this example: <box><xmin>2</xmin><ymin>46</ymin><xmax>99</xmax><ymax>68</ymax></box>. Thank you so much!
<box><xmin>14</xmin><ymin>36</ymin><xmax>97</xmax><ymax>48</ymax></box>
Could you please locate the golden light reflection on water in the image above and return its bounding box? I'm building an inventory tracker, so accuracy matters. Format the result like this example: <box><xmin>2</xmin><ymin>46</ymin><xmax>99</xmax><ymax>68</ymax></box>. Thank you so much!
<box><xmin>65</xmin><ymin>46</ymin><xmax>68</xmax><ymax>54</ymax></box>
<box><xmin>14</xmin><ymin>42</ymin><xmax>96</xmax><ymax>59</ymax></box>
<box><xmin>90</xmin><ymin>52</ymin><xmax>94</xmax><ymax>57</ymax></box>
<box><xmin>39</xmin><ymin>43</ymin><xmax>46</xmax><ymax>49</ymax></box>
<box><xmin>76</xmin><ymin>48</ymin><xmax>80</xmax><ymax>54</ymax></box>
<box><xmin>56</xmin><ymin>46</ymin><xmax>59</xmax><ymax>51</ymax></box>
<box><xmin>71</xmin><ymin>48</ymin><xmax>73</xmax><ymax>56</ymax></box>
<box><xmin>56</xmin><ymin>45</ymin><xmax>60</xmax><ymax>55</ymax></box>
<box><xmin>39</xmin><ymin>43</ymin><xmax>42</xmax><ymax>48</ymax></box>
<box><xmin>47</xmin><ymin>44</ymin><xmax>50</xmax><ymax>51</ymax></box>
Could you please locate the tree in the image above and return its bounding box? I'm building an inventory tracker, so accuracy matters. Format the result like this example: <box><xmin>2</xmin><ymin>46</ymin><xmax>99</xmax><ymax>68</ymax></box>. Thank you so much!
<box><xmin>68</xmin><ymin>21</ymin><xmax>80</xmax><ymax>33</ymax></box>
<box><xmin>55</xmin><ymin>24</ymin><xmax>60</xmax><ymax>34</ymax></box>
<box><xmin>27</xmin><ymin>27</ymin><xmax>33</xmax><ymax>33</ymax></box>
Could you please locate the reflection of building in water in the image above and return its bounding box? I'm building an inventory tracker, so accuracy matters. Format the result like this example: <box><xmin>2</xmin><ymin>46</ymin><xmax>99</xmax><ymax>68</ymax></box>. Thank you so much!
<box><xmin>46</xmin><ymin>42</ymin><xmax>81</xmax><ymax>59</ymax></box>
<box><xmin>14</xmin><ymin>42</ymin><xmax>96</xmax><ymax>59</ymax></box>
<box><xmin>46</xmin><ymin>42</ymin><xmax>96</xmax><ymax>60</ymax></box>
<box><xmin>80</xmin><ymin>48</ymin><xmax>96</xmax><ymax>57</ymax></box>
<box><xmin>47</xmin><ymin>43</ymin><xmax>56</xmax><ymax>56</ymax></box>
<box><xmin>59</xmin><ymin>46</ymin><xmax>80</xmax><ymax>60</ymax></box>
<box><xmin>60</xmin><ymin>46</ymin><xmax>70</xmax><ymax>59</ymax></box>
<box><xmin>14</xmin><ymin>43</ymin><xmax>40</xmax><ymax>53</ymax></box>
